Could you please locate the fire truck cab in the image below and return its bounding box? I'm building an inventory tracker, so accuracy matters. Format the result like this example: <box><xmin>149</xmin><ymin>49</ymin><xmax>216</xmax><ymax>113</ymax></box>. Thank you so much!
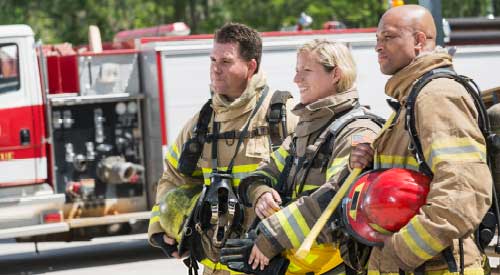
<box><xmin>0</xmin><ymin>25</ymin><xmax>68</xmax><ymax>238</ymax></box>
<box><xmin>0</xmin><ymin>25</ymin><xmax>149</xmax><ymax>241</ymax></box>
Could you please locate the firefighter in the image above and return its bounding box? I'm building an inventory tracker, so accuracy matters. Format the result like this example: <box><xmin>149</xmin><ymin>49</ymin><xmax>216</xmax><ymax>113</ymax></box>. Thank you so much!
<box><xmin>221</xmin><ymin>39</ymin><xmax>382</xmax><ymax>275</ymax></box>
<box><xmin>349</xmin><ymin>4</ymin><xmax>492</xmax><ymax>275</ymax></box>
<box><xmin>148</xmin><ymin>22</ymin><xmax>297</xmax><ymax>275</ymax></box>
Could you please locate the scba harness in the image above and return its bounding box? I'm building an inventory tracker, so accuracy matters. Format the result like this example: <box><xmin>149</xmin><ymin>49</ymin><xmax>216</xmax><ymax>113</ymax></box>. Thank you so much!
<box><xmin>176</xmin><ymin>88</ymin><xmax>292</xmax><ymax>269</ymax></box>
<box><xmin>394</xmin><ymin>66</ymin><xmax>500</xmax><ymax>275</ymax></box>
<box><xmin>276</xmin><ymin>105</ymin><xmax>385</xmax><ymax>205</ymax></box>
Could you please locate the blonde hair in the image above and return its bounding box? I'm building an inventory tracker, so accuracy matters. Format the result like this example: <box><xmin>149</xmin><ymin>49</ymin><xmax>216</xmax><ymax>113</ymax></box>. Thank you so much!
<box><xmin>298</xmin><ymin>39</ymin><xmax>357</xmax><ymax>93</ymax></box>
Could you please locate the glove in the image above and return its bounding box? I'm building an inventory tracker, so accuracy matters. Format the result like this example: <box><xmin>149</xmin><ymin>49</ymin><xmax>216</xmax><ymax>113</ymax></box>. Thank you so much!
<box><xmin>151</xmin><ymin>233</ymin><xmax>178</xmax><ymax>258</ymax></box>
<box><xmin>220</xmin><ymin>231</ymin><xmax>256</xmax><ymax>274</ymax></box>
<box><xmin>220</xmin><ymin>231</ymin><xmax>289</xmax><ymax>275</ymax></box>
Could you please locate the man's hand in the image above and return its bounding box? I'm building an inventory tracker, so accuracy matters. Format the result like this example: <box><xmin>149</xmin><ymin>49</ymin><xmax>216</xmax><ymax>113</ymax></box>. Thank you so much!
<box><xmin>349</xmin><ymin>143</ymin><xmax>374</xmax><ymax>169</ymax></box>
<box><xmin>163</xmin><ymin>234</ymin><xmax>182</xmax><ymax>259</ymax></box>
<box><xmin>255</xmin><ymin>190</ymin><xmax>282</xmax><ymax>219</ymax></box>
<box><xmin>151</xmin><ymin>233</ymin><xmax>186</xmax><ymax>259</ymax></box>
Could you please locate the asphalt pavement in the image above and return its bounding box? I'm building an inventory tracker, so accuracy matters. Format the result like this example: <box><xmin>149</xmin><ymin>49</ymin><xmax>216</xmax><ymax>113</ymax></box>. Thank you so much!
<box><xmin>0</xmin><ymin>234</ymin><xmax>188</xmax><ymax>275</ymax></box>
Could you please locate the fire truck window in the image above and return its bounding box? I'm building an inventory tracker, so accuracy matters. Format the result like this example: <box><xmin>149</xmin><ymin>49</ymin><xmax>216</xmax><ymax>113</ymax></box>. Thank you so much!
<box><xmin>0</xmin><ymin>44</ymin><xmax>20</xmax><ymax>94</ymax></box>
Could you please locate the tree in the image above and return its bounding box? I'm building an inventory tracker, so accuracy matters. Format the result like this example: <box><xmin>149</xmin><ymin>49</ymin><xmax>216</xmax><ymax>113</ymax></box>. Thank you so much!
<box><xmin>0</xmin><ymin>0</ymin><xmax>496</xmax><ymax>45</ymax></box>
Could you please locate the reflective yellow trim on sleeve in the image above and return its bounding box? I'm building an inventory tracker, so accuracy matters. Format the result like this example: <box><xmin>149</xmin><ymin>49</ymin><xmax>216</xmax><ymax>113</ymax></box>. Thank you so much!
<box><xmin>149</xmin><ymin>204</ymin><xmax>160</xmax><ymax>225</ymax></box>
<box><xmin>289</xmin><ymin>204</ymin><xmax>311</xmax><ymax>242</ymax></box>
<box><xmin>400</xmin><ymin>217</ymin><xmax>446</xmax><ymax>261</ymax></box>
<box><xmin>200</xmin><ymin>258</ymin><xmax>245</xmax><ymax>274</ymax></box>
<box><xmin>149</xmin><ymin>216</ymin><xmax>160</xmax><ymax>225</ymax></box>
<box><xmin>374</xmin><ymin>155</ymin><xmax>419</xmax><ymax>171</ymax></box>
<box><xmin>165</xmin><ymin>144</ymin><xmax>180</xmax><ymax>169</ymax></box>
<box><xmin>254</xmin><ymin>170</ymin><xmax>278</xmax><ymax>186</ymax></box>
<box><xmin>201</xmin><ymin>163</ymin><xmax>260</xmax><ymax>186</ymax></box>
<box><xmin>272</xmin><ymin>146</ymin><xmax>289</xmax><ymax>172</ymax></box>
<box><xmin>326</xmin><ymin>156</ymin><xmax>349</xmax><ymax>180</ymax></box>
<box><xmin>273</xmin><ymin>203</ymin><xmax>311</xmax><ymax>248</ymax></box>
<box><xmin>425</xmin><ymin>137</ymin><xmax>487</xmax><ymax>172</ymax></box>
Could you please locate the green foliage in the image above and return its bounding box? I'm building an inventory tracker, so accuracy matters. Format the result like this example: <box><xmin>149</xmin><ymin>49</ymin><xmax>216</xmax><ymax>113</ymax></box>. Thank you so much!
<box><xmin>0</xmin><ymin>0</ymin><xmax>497</xmax><ymax>45</ymax></box>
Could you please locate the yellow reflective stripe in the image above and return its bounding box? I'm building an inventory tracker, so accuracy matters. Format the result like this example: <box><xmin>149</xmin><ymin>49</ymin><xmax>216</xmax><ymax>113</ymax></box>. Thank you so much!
<box><xmin>149</xmin><ymin>216</ymin><xmax>159</xmax><ymax>225</ymax></box>
<box><xmin>149</xmin><ymin>205</ymin><xmax>160</xmax><ymax>225</ymax></box>
<box><xmin>200</xmin><ymin>258</ymin><xmax>244</xmax><ymax>274</ymax></box>
<box><xmin>293</xmin><ymin>184</ymin><xmax>318</xmax><ymax>197</ymax></box>
<box><xmin>367</xmin><ymin>268</ymin><xmax>484</xmax><ymax>275</ymax></box>
<box><xmin>201</xmin><ymin>164</ymin><xmax>260</xmax><ymax>187</ymax></box>
<box><xmin>272</xmin><ymin>146</ymin><xmax>289</xmax><ymax>172</ymax></box>
<box><xmin>289</xmin><ymin>204</ymin><xmax>311</xmax><ymax>242</ymax></box>
<box><xmin>425</xmin><ymin>137</ymin><xmax>487</xmax><ymax>172</ymax></box>
<box><xmin>400</xmin><ymin>217</ymin><xmax>446</xmax><ymax>261</ymax></box>
<box><xmin>274</xmin><ymin>203</ymin><xmax>310</xmax><ymax>248</ymax></box>
<box><xmin>166</xmin><ymin>144</ymin><xmax>180</xmax><ymax>168</ymax></box>
<box><xmin>254</xmin><ymin>170</ymin><xmax>278</xmax><ymax>186</ymax></box>
<box><xmin>326</xmin><ymin>156</ymin><xmax>349</xmax><ymax>180</ymax></box>
<box><xmin>374</xmin><ymin>155</ymin><xmax>419</xmax><ymax>171</ymax></box>
<box><xmin>192</xmin><ymin>169</ymin><xmax>203</xmax><ymax>177</ymax></box>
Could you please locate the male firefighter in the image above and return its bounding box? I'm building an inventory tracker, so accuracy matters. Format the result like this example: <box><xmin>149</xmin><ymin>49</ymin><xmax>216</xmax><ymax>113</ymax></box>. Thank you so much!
<box><xmin>148</xmin><ymin>22</ymin><xmax>296</xmax><ymax>275</ymax></box>
<box><xmin>348</xmin><ymin>4</ymin><xmax>492</xmax><ymax>275</ymax></box>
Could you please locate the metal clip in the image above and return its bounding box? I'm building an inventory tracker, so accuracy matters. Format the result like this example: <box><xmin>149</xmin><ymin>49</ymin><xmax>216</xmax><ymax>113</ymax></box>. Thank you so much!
<box><xmin>210</xmin><ymin>202</ymin><xmax>218</xmax><ymax>225</ymax></box>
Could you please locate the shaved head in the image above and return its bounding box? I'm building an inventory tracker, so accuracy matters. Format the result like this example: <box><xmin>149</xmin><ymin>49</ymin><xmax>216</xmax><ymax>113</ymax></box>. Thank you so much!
<box><xmin>375</xmin><ymin>5</ymin><xmax>437</xmax><ymax>75</ymax></box>
<box><xmin>381</xmin><ymin>5</ymin><xmax>436</xmax><ymax>50</ymax></box>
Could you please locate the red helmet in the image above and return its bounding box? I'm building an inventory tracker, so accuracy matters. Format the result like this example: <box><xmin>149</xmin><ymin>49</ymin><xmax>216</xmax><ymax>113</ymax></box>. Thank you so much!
<box><xmin>341</xmin><ymin>168</ymin><xmax>431</xmax><ymax>246</ymax></box>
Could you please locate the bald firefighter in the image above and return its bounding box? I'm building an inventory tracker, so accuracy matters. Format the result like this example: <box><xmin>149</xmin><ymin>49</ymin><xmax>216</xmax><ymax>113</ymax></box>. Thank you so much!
<box><xmin>220</xmin><ymin>40</ymin><xmax>382</xmax><ymax>275</ymax></box>
<box><xmin>349</xmin><ymin>4</ymin><xmax>492</xmax><ymax>275</ymax></box>
<box><xmin>148</xmin><ymin>22</ymin><xmax>297</xmax><ymax>275</ymax></box>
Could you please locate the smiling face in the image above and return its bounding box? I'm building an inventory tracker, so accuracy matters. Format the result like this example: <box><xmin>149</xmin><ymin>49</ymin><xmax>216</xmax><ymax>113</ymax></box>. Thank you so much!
<box><xmin>293</xmin><ymin>50</ymin><xmax>337</xmax><ymax>105</ymax></box>
<box><xmin>210</xmin><ymin>42</ymin><xmax>256</xmax><ymax>100</ymax></box>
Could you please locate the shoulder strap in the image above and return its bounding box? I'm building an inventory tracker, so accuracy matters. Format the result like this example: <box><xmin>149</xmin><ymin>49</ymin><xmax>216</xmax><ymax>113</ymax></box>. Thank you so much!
<box><xmin>404</xmin><ymin>66</ymin><xmax>500</xmax><ymax>270</ymax></box>
<box><xmin>195</xmin><ymin>99</ymin><xmax>214</xmax><ymax>136</ymax></box>
<box><xmin>177</xmin><ymin>99</ymin><xmax>213</xmax><ymax>176</ymax></box>
<box><xmin>267</xmin><ymin>90</ymin><xmax>293</xmax><ymax>150</ymax></box>
<box><xmin>405</xmin><ymin>66</ymin><xmax>490</xmax><ymax>177</ymax></box>
<box><xmin>327</xmin><ymin>107</ymin><xmax>385</xmax><ymax>139</ymax></box>
<box><xmin>296</xmin><ymin>105</ymin><xmax>385</xmax><ymax>194</ymax></box>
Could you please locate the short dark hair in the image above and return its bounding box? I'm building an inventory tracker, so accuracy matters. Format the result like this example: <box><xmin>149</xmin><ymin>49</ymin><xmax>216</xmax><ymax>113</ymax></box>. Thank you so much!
<box><xmin>214</xmin><ymin>22</ymin><xmax>262</xmax><ymax>73</ymax></box>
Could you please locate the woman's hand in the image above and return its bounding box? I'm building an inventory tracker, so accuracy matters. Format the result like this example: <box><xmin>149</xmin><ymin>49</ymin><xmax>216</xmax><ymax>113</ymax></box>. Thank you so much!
<box><xmin>254</xmin><ymin>190</ymin><xmax>282</xmax><ymax>219</ymax></box>
<box><xmin>248</xmin><ymin>244</ymin><xmax>270</xmax><ymax>270</ymax></box>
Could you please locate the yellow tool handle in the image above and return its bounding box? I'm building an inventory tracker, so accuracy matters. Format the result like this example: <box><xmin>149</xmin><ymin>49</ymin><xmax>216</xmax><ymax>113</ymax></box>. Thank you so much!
<box><xmin>295</xmin><ymin>168</ymin><xmax>362</xmax><ymax>259</ymax></box>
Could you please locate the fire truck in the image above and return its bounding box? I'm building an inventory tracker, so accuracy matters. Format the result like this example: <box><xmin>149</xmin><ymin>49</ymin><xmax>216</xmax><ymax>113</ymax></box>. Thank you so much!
<box><xmin>0</xmin><ymin>19</ymin><xmax>500</xmax><ymax>244</ymax></box>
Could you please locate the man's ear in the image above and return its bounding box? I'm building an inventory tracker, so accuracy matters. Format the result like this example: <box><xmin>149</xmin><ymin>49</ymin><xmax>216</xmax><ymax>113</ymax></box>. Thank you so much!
<box><xmin>247</xmin><ymin>59</ymin><xmax>257</xmax><ymax>77</ymax></box>
<box><xmin>414</xmin><ymin>31</ymin><xmax>427</xmax><ymax>53</ymax></box>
